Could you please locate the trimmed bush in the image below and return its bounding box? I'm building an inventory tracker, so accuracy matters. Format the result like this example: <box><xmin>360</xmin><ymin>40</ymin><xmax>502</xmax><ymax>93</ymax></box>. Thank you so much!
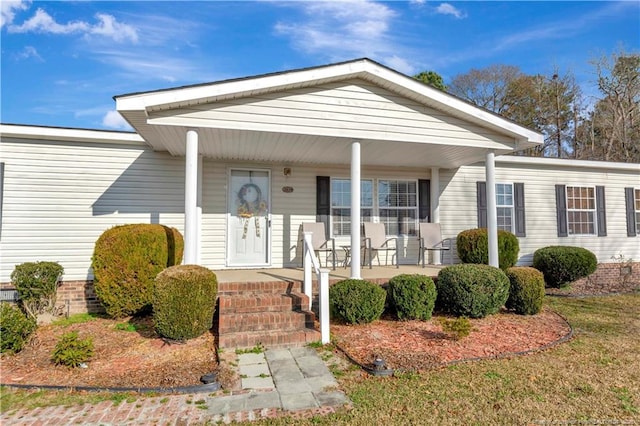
<box><xmin>11</xmin><ymin>261</ymin><xmax>64</xmax><ymax>318</ymax></box>
<box><xmin>505</xmin><ymin>267</ymin><xmax>545</xmax><ymax>315</ymax></box>
<box><xmin>533</xmin><ymin>246</ymin><xmax>597</xmax><ymax>288</ymax></box>
<box><xmin>388</xmin><ymin>274</ymin><xmax>437</xmax><ymax>321</ymax></box>
<box><xmin>51</xmin><ymin>331</ymin><xmax>94</xmax><ymax>367</ymax></box>
<box><xmin>436</xmin><ymin>264</ymin><xmax>510</xmax><ymax>319</ymax></box>
<box><xmin>438</xmin><ymin>317</ymin><xmax>472</xmax><ymax>340</ymax></box>
<box><xmin>92</xmin><ymin>224</ymin><xmax>184</xmax><ymax>318</ymax></box>
<box><xmin>456</xmin><ymin>228</ymin><xmax>520</xmax><ymax>270</ymax></box>
<box><xmin>0</xmin><ymin>302</ymin><xmax>37</xmax><ymax>354</ymax></box>
<box><xmin>329</xmin><ymin>279</ymin><xmax>386</xmax><ymax>324</ymax></box>
<box><xmin>153</xmin><ymin>265</ymin><xmax>218</xmax><ymax>341</ymax></box>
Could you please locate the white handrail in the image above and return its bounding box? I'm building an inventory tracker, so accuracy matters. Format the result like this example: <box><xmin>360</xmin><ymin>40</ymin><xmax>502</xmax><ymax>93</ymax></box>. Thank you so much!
<box><xmin>303</xmin><ymin>231</ymin><xmax>331</xmax><ymax>344</ymax></box>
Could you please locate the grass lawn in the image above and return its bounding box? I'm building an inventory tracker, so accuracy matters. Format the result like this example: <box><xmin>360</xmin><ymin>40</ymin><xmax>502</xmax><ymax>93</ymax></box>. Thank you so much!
<box><xmin>256</xmin><ymin>293</ymin><xmax>640</xmax><ymax>425</ymax></box>
<box><xmin>1</xmin><ymin>294</ymin><xmax>639</xmax><ymax>425</ymax></box>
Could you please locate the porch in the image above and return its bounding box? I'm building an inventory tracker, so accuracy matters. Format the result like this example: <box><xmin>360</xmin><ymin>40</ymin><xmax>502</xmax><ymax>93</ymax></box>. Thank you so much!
<box><xmin>213</xmin><ymin>264</ymin><xmax>444</xmax><ymax>349</ymax></box>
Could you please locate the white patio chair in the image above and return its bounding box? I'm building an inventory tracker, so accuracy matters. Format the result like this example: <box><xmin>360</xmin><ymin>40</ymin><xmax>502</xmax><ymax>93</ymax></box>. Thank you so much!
<box><xmin>363</xmin><ymin>222</ymin><xmax>398</xmax><ymax>269</ymax></box>
<box><xmin>418</xmin><ymin>223</ymin><xmax>452</xmax><ymax>267</ymax></box>
<box><xmin>301</xmin><ymin>222</ymin><xmax>336</xmax><ymax>270</ymax></box>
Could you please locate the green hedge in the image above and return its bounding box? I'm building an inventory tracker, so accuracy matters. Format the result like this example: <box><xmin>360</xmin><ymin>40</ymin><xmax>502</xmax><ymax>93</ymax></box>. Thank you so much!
<box><xmin>532</xmin><ymin>246</ymin><xmax>597</xmax><ymax>288</ymax></box>
<box><xmin>505</xmin><ymin>267</ymin><xmax>545</xmax><ymax>315</ymax></box>
<box><xmin>456</xmin><ymin>228</ymin><xmax>520</xmax><ymax>270</ymax></box>
<box><xmin>436</xmin><ymin>264</ymin><xmax>510</xmax><ymax>319</ymax></box>
<box><xmin>153</xmin><ymin>265</ymin><xmax>218</xmax><ymax>341</ymax></box>
<box><xmin>329</xmin><ymin>279</ymin><xmax>386</xmax><ymax>324</ymax></box>
<box><xmin>11</xmin><ymin>261</ymin><xmax>64</xmax><ymax>318</ymax></box>
<box><xmin>92</xmin><ymin>224</ymin><xmax>184</xmax><ymax>318</ymax></box>
<box><xmin>388</xmin><ymin>274</ymin><xmax>437</xmax><ymax>321</ymax></box>
<box><xmin>0</xmin><ymin>302</ymin><xmax>37</xmax><ymax>354</ymax></box>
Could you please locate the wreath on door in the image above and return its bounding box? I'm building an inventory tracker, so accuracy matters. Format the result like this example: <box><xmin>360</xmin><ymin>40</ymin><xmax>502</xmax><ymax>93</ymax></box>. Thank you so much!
<box><xmin>236</xmin><ymin>183</ymin><xmax>268</xmax><ymax>239</ymax></box>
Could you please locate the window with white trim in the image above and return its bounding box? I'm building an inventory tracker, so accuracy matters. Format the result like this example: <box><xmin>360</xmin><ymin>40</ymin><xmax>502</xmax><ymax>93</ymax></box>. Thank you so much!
<box><xmin>496</xmin><ymin>183</ymin><xmax>514</xmax><ymax>232</ymax></box>
<box><xmin>566</xmin><ymin>186</ymin><xmax>596</xmax><ymax>235</ymax></box>
<box><xmin>378</xmin><ymin>180</ymin><xmax>418</xmax><ymax>236</ymax></box>
<box><xmin>331</xmin><ymin>179</ymin><xmax>373</xmax><ymax>237</ymax></box>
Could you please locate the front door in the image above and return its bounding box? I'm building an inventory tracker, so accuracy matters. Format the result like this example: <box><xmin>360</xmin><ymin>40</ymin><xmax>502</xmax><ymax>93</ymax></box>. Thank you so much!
<box><xmin>227</xmin><ymin>169</ymin><xmax>270</xmax><ymax>266</ymax></box>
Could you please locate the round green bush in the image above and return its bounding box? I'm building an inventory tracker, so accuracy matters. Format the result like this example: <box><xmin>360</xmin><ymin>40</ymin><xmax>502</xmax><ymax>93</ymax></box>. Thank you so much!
<box><xmin>436</xmin><ymin>264</ymin><xmax>510</xmax><ymax>319</ymax></box>
<box><xmin>153</xmin><ymin>265</ymin><xmax>218</xmax><ymax>341</ymax></box>
<box><xmin>0</xmin><ymin>302</ymin><xmax>37</xmax><ymax>354</ymax></box>
<box><xmin>533</xmin><ymin>246</ymin><xmax>597</xmax><ymax>288</ymax></box>
<box><xmin>11</xmin><ymin>261</ymin><xmax>64</xmax><ymax>318</ymax></box>
<box><xmin>388</xmin><ymin>274</ymin><xmax>437</xmax><ymax>321</ymax></box>
<box><xmin>456</xmin><ymin>228</ymin><xmax>520</xmax><ymax>270</ymax></box>
<box><xmin>92</xmin><ymin>224</ymin><xmax>184</xmax><ymax>318</ymax></box>
<box><xmin>329</xmin><ymin>279</ymin><xmax>386</xmax><ymax>324</ymax></box>
<box><xmin>505</xmin><ymin>267</ymin><xmax>545</xmax><ymax>315</ymax></box>
<box><xmin>51</xmin><ymin>331</ymin><xmax>94</xmax><ymax>367</ymax></box>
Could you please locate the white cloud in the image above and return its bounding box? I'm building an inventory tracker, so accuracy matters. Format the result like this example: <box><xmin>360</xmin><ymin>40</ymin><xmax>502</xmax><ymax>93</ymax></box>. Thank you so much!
<box><xmin>8</xmin><ymin>8</ymin><xmax>138</xmax><ymax>43</ymax></box>
<box><xmin>102</xmin><ymin>110</ymin><xmax>132</xmax><ymax>130</ymax></box>
<box><xmin>275</xmin><ymin>0</ymin><xmax>416</xmax><ymax>73</ymax></box>
<box><xmin>435</xmin><ymin>3</ymin><xmax>466</xmax><ymax>19</ymax></box>
<box><xmin>0</xmin><ymin>0</ymin><xmax>29</xmax><ymax>28</ymax></box>
<box><xmin>384</xmin><ymin>55</ymin><xmax>414</xmax><ymax>76</ymax></box>
<box><xmin>410</xmin><ymin>0</ymin><xmax>427</xmax><ymax>5</ymax></box>
<box><xmin>16</xmin><ymin>45</ymin><xmax>43</xmax><ymax>61</ymax></box>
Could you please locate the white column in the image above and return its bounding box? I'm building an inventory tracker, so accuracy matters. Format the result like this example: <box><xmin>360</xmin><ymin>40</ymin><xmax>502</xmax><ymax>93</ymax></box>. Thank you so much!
<box><xmin>350</xmin><ymin>141</ymin><xmax>361</xmax><ymax>279</ymax></box>
<box><xmin>196</xmin><ymin>155</ymin><xmax>203</xmax><ymax>264</ymax></box>
<box><xmin>184</xmin><ymin>130</ymin><xmax>198</xmax><ymax>265</ymax></box>
<box><xmin>430</xmin><ymin>167</ymin><xmax>441</xmax><ymax>265</ymax></box>
<box><xmin>485</xmin><ymin>150</ymin><xmax>499</xmax><ymax>268</ymax></box>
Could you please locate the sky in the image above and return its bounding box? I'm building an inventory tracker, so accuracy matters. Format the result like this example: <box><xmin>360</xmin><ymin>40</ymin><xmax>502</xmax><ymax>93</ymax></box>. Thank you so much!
<box><xmin>1</xmin><ymin>0</ymin><xmax>639</xmax><ymax>131</ymax></box>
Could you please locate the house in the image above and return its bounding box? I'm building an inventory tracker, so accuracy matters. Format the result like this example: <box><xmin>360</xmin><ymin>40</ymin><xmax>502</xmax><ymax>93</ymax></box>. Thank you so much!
<box><xmin>1</xmin><ymin>58</ymin><xmax>639</xmax><ymax>320</ymax></box>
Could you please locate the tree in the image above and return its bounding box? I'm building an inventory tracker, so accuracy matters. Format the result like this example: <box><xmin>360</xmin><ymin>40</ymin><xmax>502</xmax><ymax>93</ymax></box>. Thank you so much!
<box><xmin>413</xmin><ymin>71</ymin><xmax>447</xmax><ymax>91</ymax></box>
<box><xmin>581</xmin><ymin>51</ymin><xmax>640</xmax><ymax>162</ymax></box>
<box><xmin>448</xmin><ymin>64</ymin><xmax>522</xmax><ymax>114</ymax></box>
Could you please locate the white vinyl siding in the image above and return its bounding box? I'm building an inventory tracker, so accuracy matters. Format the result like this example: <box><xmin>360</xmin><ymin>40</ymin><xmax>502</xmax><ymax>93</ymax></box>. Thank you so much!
<box><xmin>439</xmin><ymin>160</ymin><xmax>640</xmax><ymax>265</ymax></box>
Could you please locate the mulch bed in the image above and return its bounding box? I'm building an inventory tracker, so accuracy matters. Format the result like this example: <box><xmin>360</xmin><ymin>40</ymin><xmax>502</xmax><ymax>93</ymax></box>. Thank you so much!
<box><xmin>332</xmin><ymin>308</ymin><xmax>572</xmax><ymax>372</ymax></box>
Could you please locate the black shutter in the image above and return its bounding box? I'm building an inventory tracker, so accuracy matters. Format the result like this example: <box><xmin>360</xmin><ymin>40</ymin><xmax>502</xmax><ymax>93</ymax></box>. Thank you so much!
<box><xmin>418</xmin><ymin>179</ymin><xmax>430</xmax><ymax>222</ymax></box>
<box><xmin>595</xmin><ymin>186</ymin><xmax>607</xmax><ymax>237</ymax></box>
<box><xmin>625</xmin><ymin>187</ymin><xmax>637</xmax><ymax>237</ymax></box>
<box><xmin>477</xmin><ymin>181</ymin><xmax>487</xmax><ymax>228</ymax></box>
<box><xmin>316</xmin><ymin>176</ymin><xmax>330</xmax><ymax>239</ymax></box>
<box><xmin>514</xmin><ymin>182</ymin><xmax>526</xmax><ymax>237</ymax></box>
<box><xmin>555</xmin><ymin>185</ymin><xmax>568</xmax><ymax>237</ymax></box>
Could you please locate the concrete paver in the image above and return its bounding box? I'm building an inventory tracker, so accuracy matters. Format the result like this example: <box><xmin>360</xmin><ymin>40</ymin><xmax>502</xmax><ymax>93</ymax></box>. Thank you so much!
<box><xmin>1</xmin><ymin>347</ymin><xmax>348</xmax><ymax>425</ymax></box>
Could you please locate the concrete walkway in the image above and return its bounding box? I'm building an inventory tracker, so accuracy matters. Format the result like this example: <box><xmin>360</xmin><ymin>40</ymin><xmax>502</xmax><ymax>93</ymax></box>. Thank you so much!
<box><xmin>1</xmin><ymin>347</ymin><xmax>349</xmax><ymax>425</ymax></box>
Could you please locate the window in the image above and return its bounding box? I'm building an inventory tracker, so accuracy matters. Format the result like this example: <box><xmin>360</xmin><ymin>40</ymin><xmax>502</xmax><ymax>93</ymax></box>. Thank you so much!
<box><xmin>496</xmin><ymin>183</ymin><xmax>514</xmax><ymax>232</ymax></box>
<box><xmin>636</xmin><ymin>189</ymin><xmax>640</xmax><ymax>234</ymax></box>
<box><xmin>378</xmin><ymin>180</ymin><xmax>418</xmax><ymax>236</ymax></box>
<box><xmin>566</xmin><ymin>186</ymin><xmax>596</xmax><ymax>235</ymax></box>
<box><xmin>331</xmin><ymin>179</ymin><xmax>373</xmax><ymax>236</ymax></box>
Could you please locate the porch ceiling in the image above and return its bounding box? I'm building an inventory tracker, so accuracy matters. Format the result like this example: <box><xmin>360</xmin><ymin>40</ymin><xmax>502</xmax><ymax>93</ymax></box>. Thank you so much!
<box><xmin>138</xmin><ymin>125</ymin><xmax>513</xmax><ymax>168</ymax></box>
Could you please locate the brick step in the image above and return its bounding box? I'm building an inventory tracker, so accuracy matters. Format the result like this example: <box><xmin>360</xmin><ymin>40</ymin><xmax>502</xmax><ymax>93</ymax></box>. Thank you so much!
<box><xmin>218</xmin><ymin>328</ymin><xmax>321</xmax><ymax>349</ymax></box>
<box><xmin>217</xmin><ymin>311</ymin><xmax>315</xmax><ymax>334</ymax></box>
<box><xmin>218</xmin><ymin>281</ymin><xmax>303</xmax><ymax>296</ymax></box>
<box><xmin>218</xmin><ymin>292</ymin><xmax>309</xmax><ymax>314</ymax></box>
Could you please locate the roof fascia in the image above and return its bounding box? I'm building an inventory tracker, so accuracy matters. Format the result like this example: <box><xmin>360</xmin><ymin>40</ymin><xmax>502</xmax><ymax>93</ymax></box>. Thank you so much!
<box><xmin>496</xmin><ymin>155</ymin><xmax>640</xmax><ymax>172</ymax></box>
<box><xmin>0</xmin><ymin>124</ymin><xmax>145</xmax><ymax>145</ymax></box>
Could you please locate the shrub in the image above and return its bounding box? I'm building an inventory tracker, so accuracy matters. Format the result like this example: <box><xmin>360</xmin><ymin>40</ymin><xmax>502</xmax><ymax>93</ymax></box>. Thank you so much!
<box><xmin>0</xmin><ymin>302</ymin><xmax>37</xmax><ymax>354</ymax></box>
<box><xmin>438</xmin><ymin>317</ymin><xmax>472</xmax><ymax>340</ymax></box>
<box><xmin>153</xmin><ymin>265</ymin><xmax>218</xmax><ymax>341</ymax></box>
<box><xmin>92</xmin><ymin>224</ymin><xmax>184</xmax><ymax>318</ymax></box>
<box><xmin>51</xmin><ymin>331</ymin><xmax>94</xmax><ymax>367</ymax></box>
<box><xmin>387</xmin><ymin>274</ymin><xmax>437</xmax><ymax>320</ymax></box>
<box><xmin>505</xmin><ymin>267</ymin><xmax>545</xmax><ymax>315</ymax></box>
<box><xmin>436</xmin><ymin>264</ymin><xmax>510</xmax><ymax>319</ymax></box>
<box><xmin>11</xmin><ymin>261</ymin><xmax>64</xmax><ymax>318</ymax></box>
<box><xmin>533</xmin><ymin>246</ymin><xmax>598</xmax><ymax>288</ymax></box>
<box><xmin>456</xmin><ymin>228</ymin><xmax>520</xmax><ymax>270</ymax></box>
<box><xmin>329</xmin><ymin>279</ymin><xmax>386</xmax><ymax>324</ymax></box>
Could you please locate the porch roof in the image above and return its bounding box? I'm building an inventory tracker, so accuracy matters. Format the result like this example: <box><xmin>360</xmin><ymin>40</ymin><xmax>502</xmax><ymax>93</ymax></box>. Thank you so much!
<box><xmin>115</xmin><ymin>58</ymin><xmax>543</xmax><ymax>169</ymax></box>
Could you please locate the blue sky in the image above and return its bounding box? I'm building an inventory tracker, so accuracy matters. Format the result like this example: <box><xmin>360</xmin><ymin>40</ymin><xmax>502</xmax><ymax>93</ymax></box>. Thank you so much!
<box><xmin>1</xmin><ymin>1</ymin><xmax>638</xmax><ymax>131</ymax></box>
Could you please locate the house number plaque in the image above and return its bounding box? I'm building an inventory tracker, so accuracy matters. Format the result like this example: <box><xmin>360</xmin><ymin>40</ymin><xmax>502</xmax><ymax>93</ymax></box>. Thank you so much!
<box><xmin>282</xmin><ymin>186</ymin><xmax>294</xmax><ymax>193</ymax></box>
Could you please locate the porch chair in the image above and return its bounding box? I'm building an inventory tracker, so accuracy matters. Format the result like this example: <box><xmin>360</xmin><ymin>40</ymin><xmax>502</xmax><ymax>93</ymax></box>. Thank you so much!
<box><xmin>418</xmin><ymin>223</ymin><xmax>452</xmax><ymax>267</ymax></box>
<box><xmin>363</xmin><ymin>222</ymin><xmax>399</xmax><ymax>269</ymax></box>
<box><xmin>301</xmin><ymin>222</ymin><xmax>336</xmax><ymax>270</ymax></box>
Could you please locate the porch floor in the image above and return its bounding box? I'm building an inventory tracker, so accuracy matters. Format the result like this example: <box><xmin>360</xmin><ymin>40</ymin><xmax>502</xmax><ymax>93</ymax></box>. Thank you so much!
<box><xmin>213</xmin><ymin>264</ymin><xmax>444</xmax><ymax>283</ymax></box>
